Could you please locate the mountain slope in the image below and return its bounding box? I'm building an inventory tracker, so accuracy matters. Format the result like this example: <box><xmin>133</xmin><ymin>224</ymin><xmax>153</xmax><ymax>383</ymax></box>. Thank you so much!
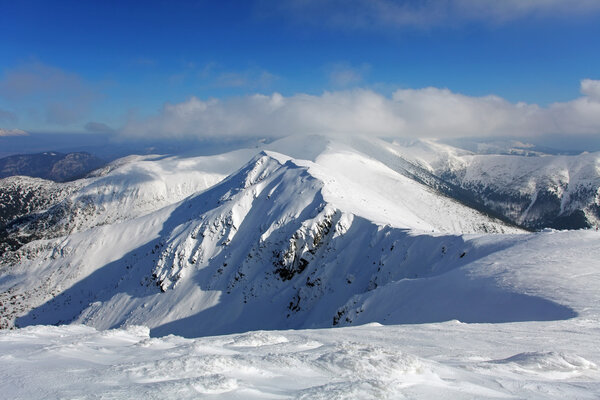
<box><xmin>0</xmin><ymin>149</ymin><xmax>255</xmax><ymax>258</ymax></box>
<box><xmin>6</xmin><ymin>148</ymin><xmax>584</xmax><ymax>337</ymax></box>
<box><xmin>2</xmin><ymin>135</ymin><xmax>598</xmax><ymax>336</ymax></box>
<box><xmin>0</xmin><ymin>151</ymin><xmax>106</xmax><ymax>182</ymax></box>
<box><xmin>0</xmin><ymin>176</ymin><xmax>79</xmax><ymax>229</ymax></box>
<box><xmin>346</xmin><ymin>136</ymin><xmax>600</xmax><ymax>229</ymax></box>
<box><xmin>0</xmin><ymin>176</ymin><xmax>82</xmax><ymax>256</ymax></box>
<box><xmin>1</xmin><ymin>135</ymin><xmax>600</xmax><ymax>398</ymax></box>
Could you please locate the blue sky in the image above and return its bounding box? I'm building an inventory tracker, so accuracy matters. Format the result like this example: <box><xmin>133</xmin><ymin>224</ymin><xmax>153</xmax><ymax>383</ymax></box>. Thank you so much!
<box><xmin>1</xmin><ymin>0</ymin><xmax>600</xmax><ymax>138</ymax></box>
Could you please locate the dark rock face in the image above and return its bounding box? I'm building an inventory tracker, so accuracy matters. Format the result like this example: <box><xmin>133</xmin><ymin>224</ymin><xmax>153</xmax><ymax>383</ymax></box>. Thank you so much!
<box><xmin>0</xmin><ymin>152</ymin><xmax>106</xmax><ymax>182</ymax></box>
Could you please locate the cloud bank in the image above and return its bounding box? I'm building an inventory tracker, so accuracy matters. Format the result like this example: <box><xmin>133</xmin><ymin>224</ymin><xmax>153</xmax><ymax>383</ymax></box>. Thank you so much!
<box><xmin>122</xmin><ymin>79</ymin><xmax>600</xmax><ymax>139</ymax></box>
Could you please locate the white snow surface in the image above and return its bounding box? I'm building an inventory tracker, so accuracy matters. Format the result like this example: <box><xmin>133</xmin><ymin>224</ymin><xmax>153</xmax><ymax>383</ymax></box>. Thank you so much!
<box><xmin>62</xmin><ymin>148</ymin><xmax>257</xmax><ymax>229</ymax></box>
<box><xmin>2</xmin><ymin>139</ymin><xmax>522</xmax><ymax>335</ymax></box>
<box><xmin>370</xmin><ymin>137</ymin><xmax>600</xmax><ymax>226</ymax></box>
<box><xmin>1</xmin><ymin>318</ymin><xmax>599</xmax><ymax>399</ymax></box>
<box><xmin>2</xmin><ymin>134</ymin><xmax>600</xmax><ymax>398</ymax></box>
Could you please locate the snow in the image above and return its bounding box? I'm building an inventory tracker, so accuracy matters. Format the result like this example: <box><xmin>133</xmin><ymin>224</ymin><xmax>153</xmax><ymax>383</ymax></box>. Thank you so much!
<box><xmin>334</xmin><ymin>230</ymin><xmax>600</xmax><ymax>327</ymax></box>
<box><xmin>1</xmin><ymin>319</ymin><xmax>599</xmax><ymax>399</ymax></box>
<box><xmin>303</xmin><ymin>147</ymin><xmax>516</xmax><ymax>233</ymax></box>
<box><xmin>370</xmin><ymin>136</ymin><xmax>600</xmax><ymax>226</ymax></box>
<box><xmin>3</xmin><ymin>149</ymin><xmax>523</xmax><ymax>336</ymax></box>
<box><xmin>65</xmin><ymin>148</ymin><xmax>257</xmax><ymax>228</ymax></box>
<box><xmin>1</xmin><ymin>134</ymin><xmax>600</xmax><ymax>398</ymax></box>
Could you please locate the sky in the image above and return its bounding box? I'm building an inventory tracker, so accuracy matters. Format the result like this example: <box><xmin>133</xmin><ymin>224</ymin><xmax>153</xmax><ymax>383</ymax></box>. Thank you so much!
<box><xmin>1</xmin><ymin>0</ymin><xmax>600</xmax><ymax>141</ymax></box>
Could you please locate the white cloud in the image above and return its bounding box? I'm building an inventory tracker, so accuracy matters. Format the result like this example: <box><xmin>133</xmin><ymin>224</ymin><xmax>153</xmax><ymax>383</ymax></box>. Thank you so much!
<box><xmin>328</xmin><ymin>63</ymin><xmax>370</xmax><ymax>87</ymax></box>
<box><xmin>548</xmin><ymin>101</ymin><xmax>600</xmax><ymax>135</ymax></box>
<box><xmin>262</xmin><ymin>0</ymin><xmax>600</xmax><ymax>30</ymax></box>
<box><xmin>122</xmin><ymin>79</ymin><xmax>600</xmax><ymax>139</ymax></box>
<box><xmin>122</xmin><ymin>90</ymin><xmax>405</xmax><ymax>138</ymax></box>
<box><xmin>0</xmin><ymin>128</ymin><xmax>28</xmax><ymax>137</ymax></box>
<box><xmin>390</xmin><ymin>87</ymin><xmax>550</xmax><ymax>137</ymax></box>
<box><xmin>581</xmin><ymin>79</ymin><xmax>600</xmax><ymax>100</ymax></box>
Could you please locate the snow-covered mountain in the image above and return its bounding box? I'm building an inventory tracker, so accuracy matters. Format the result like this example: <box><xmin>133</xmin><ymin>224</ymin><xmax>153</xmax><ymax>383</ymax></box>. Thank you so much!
<box><xmin>364</xmin><ymin>137</ymin><xmax>600</xmax><ymax>229</ymax></box>
<box><xmin>3</xmin><ymin>134</ymin><xmax>599</xmax><ymax>338</ymax></box>
<box><xmin>0</xmin><ymin>149</ymin><xmax>256</xmax><ymax>257</ymax></box>
<box><xmin>0</xmin><ymin>151</ymin><xmax>106</xmax><ymax>182</ymax></box>
<box><xmin>2</xmin><ymin>134</ymin><xmax>600</xmax><ymax>397</ymax></box>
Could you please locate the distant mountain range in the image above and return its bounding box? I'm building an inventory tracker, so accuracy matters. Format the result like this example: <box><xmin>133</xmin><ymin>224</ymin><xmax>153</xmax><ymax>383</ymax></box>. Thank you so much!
<box><xmin>0</xmin><ymin>151</ymin><xmax>106</xmax><ymax>182</ymax></box>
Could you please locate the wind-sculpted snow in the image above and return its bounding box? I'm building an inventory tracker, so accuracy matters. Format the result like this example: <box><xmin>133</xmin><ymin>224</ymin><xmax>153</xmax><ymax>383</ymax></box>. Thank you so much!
<box><xmin>1</xmin><ymin>322</ymin><xmax>599</xmax><ymax>399</ymax></box>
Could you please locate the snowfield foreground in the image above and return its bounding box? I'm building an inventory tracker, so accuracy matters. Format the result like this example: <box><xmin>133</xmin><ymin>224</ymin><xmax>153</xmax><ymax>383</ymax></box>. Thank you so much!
<box><xmin>1</xmin><ymin>319</ymin><xmax>599</xmax><ymax>399</ymax></box>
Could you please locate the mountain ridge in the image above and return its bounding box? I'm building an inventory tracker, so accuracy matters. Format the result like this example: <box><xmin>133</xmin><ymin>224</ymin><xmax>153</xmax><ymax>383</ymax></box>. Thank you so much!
<box><xmin>0</xmin><ymin>151</ymin><xmax>106</xmax><ymax>182</ymax></box>
<box><xmin>1</xmin><ymin>135</ymin><xmax>598</xmax><ymax>335</ymax></box>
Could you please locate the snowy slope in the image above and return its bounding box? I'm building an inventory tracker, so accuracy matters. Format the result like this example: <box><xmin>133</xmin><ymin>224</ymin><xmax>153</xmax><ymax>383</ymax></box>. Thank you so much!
<box><xmin>359</xmin><ymin>137</ymin><xmax>600</xmax><ymax>229</ymax></box>
<box><xmin>0</xmin><ymin>176</ymin><xmax>79</xmax><ymax>228</ymax></box>
<box><xmin>334</xmin><ymin>229</ymin><xmax>600</xmax><ymax>326</ymax></box>
<box><xmin>0</xmin><ymin>149</ymin><xmax>256</xmax><ymax>258</ymax></box>
<box><xmin>2</xmin><ymin>227</ymin><xmax>600</xmax><ymax>398</ymax></box>
<box><xmin>6</xmin><ymin>144</ymin><xmax>590</xmax><ymax>338</ymax></box>
<box><xmin>64</xmin><ymin>148</ymin><xmax>256</xmax><ymax>227</ymax></box>
<box><xmin>454</xmin><ymin>152</ymin><xmax>600</xmax><ymax>228</ymax></box>
<box><xmin>0</xmin><ymin>136</ymin><xmax>596</xmax><ymax>334</ymax></box>
<box><xmin>2</xmin><ymin>135</ymin><xmax>600</xmax><ymax>398</ymax></box>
